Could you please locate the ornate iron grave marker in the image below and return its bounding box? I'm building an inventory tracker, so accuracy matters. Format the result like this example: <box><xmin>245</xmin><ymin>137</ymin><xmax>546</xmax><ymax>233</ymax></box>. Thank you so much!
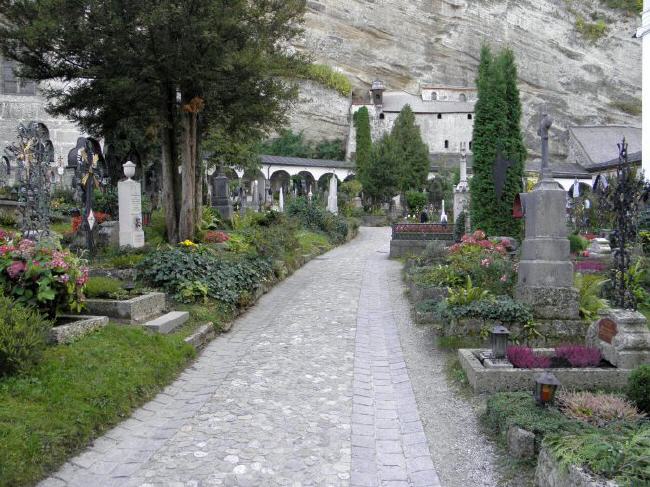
<box><xmin>4</xmin><ymin>122</ymin><xmax>54</xmax><ymax>238</ymax></box>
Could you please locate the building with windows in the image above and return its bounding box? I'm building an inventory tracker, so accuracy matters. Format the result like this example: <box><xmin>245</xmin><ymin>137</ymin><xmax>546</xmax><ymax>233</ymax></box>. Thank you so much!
<box><xmin>346</xmin><ymin>80</ymin><xmax>476</xmax><ymax>173</ymax></box>
<box><xmin>0</xmin><ymin>56</ymin><xmax>84</xmax><ymax>170</ymax></box>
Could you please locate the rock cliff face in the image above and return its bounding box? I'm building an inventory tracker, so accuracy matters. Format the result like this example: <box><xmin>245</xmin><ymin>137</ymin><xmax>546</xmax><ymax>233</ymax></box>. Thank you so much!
<box><xmin>292</xmin><ymin>0</ymin><xmax>642</xmax><ymax>159</ymax></box>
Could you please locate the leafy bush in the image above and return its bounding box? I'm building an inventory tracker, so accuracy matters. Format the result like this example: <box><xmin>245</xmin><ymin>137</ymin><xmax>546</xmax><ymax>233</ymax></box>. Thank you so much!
<box><xmin>545</xmin><ymin>424</ymin><xmax>650</xmax><ymax>486</ymax></box>
<box><xmin>106</xmin><ymin>253</ymin><xmax>145</xmax><ymax>269</ymax></box>
<box><xmin>627</xmin><ymin>364</ymin><xmax>650</xmax><ymax>414</ymax></box>
<box><xmin>484</xmin><ymin>392</ymin><xmax>592</xmax><ymax>443</ymax></box>
<box><xmin>447</xmin><ymin>276</ymin><xmax>492</xmax><ymax>306</ymax></box>
<box><xmin>0</xmin><ymin>296</ymin><xmax>51</xmax><ymax>376</ymax></box>
<box><xmin>506</xmin><ymin>345</ymin><xmax>551</xmax><ymax>369</ymax></box>
<box><xmin>555</xmin><ymin>345</ymin><xmax>601</xmax><ymax>368</ymax></box>
<box><xmin>557</xmin><ymin>391</ymin><xmax>645</xmax><ymax>427</ymax></box>
<box><xmin>439</xmin><ymin>296</ymin><xmax>534</xmax><ymax>325</ymax></box>
<box><xmin>405</xmin><ymin>191</ymin><xmax>427</xmax><ymax>213</ymax></box>
<box><xmin>575</xmin><ymin>16</ymin><xmax>608</xmax><ymax>42</ymax></box>
<box><xmin>416</xmin><ymin>241</ymin><xmax>448</xmax><ymax>266</ymax></box>
<box><xmin>448</xmin><ymin>231</ymin><xmax>515</xmax><ymax>295</ymax></box>
<box><xmin>204</xmin><ymin>231</ymin><xmax>230</xmax><ymax>244</ymax></box>
<box><xmin>176</xmin><ymin>280</ymin><xmax>209</xmax><ymax>304</ymax></box>
<box><xmin>286</xmin><ymin>197</ymin><xmax>349</xmax><ymax>243</ymax></box>
<box><xmin>569</xmin><ymin>234</ymin><xmax>589</xmax><ymax>254</ymax></box>
<box><xmin>92</xmin><ymin>188</ymin><xmax>118</xmax><ymax>217</ymax></box>
<box><xmin>242</xmin><ymin>220</ymin><xmax>300</xmax><ymax>259</ymax></box>
<box><xmin>412</xmin><ymin>264</ymin><xmax>463</xmax><ymax>287</ymax></box>
<box><xmin>138</xmin><ymin>245</ymin><xmax>273</xmax><ymax>307</ymax></box>
<box><xmin>575</xmin><ymin>273</ymin><xmax>608</xmax><ymax>320</ymax></box>
<box><xmin>0</xmin><ymin>232</ymin><xmax>88</xmax><ymax>317</ymax></box>
<box><xmin>84</xmin><ymin>276</ymin><xmax>124</xmax><ymax>299</ymax></box>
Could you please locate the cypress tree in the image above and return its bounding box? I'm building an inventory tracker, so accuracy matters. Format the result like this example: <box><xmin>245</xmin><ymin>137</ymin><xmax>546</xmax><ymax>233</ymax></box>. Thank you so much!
<box><xmin>364</xmin><ymin>134</ymin><xmax>399</xmax><ymax>208</ymax></box>
<box><xmin>469</xmin><ymin>45</ymin><xmax>522</xmax><ymax>236</ymax></box>
<box><xmin>353</xmin><ymin>107</ymin><xmax>372</xmax><ymax>192</ymax></box>
<box><xmin>391</xmin><ymin>105</ymin><xmax>430</xmax><ymax>193</ymax></box>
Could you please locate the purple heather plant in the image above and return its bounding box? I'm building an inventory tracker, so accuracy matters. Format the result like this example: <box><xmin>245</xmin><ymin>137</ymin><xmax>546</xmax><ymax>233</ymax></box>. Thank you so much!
<box><xmin>558</xmin><ymin>390</ymin><xmax>645</xmax><ymax>427</ymax></box>
<box><xmin>555</xmin><ymin>345</ymin><xmax>602</xmax><ymax>368</ymax></box>
<box><xmin>506</xmin><ymin>346</ymin><xmax>551</xmax><ymax>369</ymax></box>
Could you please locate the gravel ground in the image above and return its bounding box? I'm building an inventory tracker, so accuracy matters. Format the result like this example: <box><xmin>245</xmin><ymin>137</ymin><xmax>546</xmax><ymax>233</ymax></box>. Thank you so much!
<box><xmin>384</xmin><ymin>254</ymin><xmax>506</xmax><ymax>487</ymax></box>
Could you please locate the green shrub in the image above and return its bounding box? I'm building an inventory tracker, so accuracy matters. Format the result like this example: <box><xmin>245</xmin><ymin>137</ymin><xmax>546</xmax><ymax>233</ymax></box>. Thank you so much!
<box><xmin>286</xmin><ymin>197</ymin><xmax>349</xmax><ymax>243</ymax></box>
<box><xmin>416</xmin><ymin>241</ymin><xmax>448</xmax><ymax>266</ymax></box>
<box><xmin>138</xmin><ymin>246</ymin><xmax>273</xmax><ymax>307</ymax></box>
<box><xmin>242</xmin><ymin>219</ymin><xmax>300</xmax><ymax>260</ymax></box>
<box><xmin>484</xmin><ymin>392</ymin><xmax>593</xmax><ymax>446</ymax></box>
<box><xmin>437</xmin><ymin>296</ymin><xmax>534</xmax><ymax>325</ymax></box>
<box><xmin>545</xmin><ymin>424</ymin><xmax>650</xmax><ymax>486</ymax></box>
<box><xmin>84</xmin><ymin>276</ymin><xmax>124</xmax><ymax>299</ymax></box>
<box><xmin>627</xmin><ymin>364</ymin><xmax>650</xmax><ymax>414</ymax></box>
<box><xmin>93</xmin><ymin>188</ymin><xmax>118</xmax><ymax>217</ymax></box>
<box><xmin>575</xmin><ymin>273</ymin><xmax>608</xmax><ymax>320</ymax></box>
<box><xmin>405</xmin><ymin>191</ymin><xmax>427</xmax><ymax>213</ymax></box>
<box><xmin>106</xmin><ymin>253</ymin><xmax>146</xmax><ymax>269</ymax></box>
<box><xmin>412</xmin><ymin>264</ymin><xmax>463</xmax><ymax>287</ymax></box>
<box><xmin>447</xmin><ymin>276</ymin><xmax>492</xmax><ymax>306</ymax></box>
<box><xmin>0</xmin><ymin>296</ymin><xmax>51</xmax><ymax>376</ymax></box>
<box><xmin>569</xmin><ymin>234</ymin><xmax>589</xmax><ymax>254</ymax></box>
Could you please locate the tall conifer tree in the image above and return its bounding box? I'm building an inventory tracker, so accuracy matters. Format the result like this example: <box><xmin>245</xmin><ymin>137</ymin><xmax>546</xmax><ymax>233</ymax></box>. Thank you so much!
<box><xmin>392</xmin><ymin>105</ymin><xmax>430</xmax><ymax>193</ymax></box>
<box><xmin>353</xmin><ymin>107</ymin><xmax>372</xmax><ymax>193</ymax></box>
<box><xmin>470</xmin><ymin>45</ymin><xmax>525</xmax><ymax>236</ymax></box>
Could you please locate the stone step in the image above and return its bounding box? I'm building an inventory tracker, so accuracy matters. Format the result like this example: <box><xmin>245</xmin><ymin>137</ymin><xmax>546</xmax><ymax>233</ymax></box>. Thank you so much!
<box><xmin>143</xmin><ymin>311</ymin><xmax>189</xmax><ymax>334</ymax></box>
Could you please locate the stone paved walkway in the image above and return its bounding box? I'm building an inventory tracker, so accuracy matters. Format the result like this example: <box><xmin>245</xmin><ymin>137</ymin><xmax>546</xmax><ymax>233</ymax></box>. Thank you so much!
<box><xmin>40</xmin><ymin>228</ymin><xmax>487</xmax><ymax>487</ymax></box>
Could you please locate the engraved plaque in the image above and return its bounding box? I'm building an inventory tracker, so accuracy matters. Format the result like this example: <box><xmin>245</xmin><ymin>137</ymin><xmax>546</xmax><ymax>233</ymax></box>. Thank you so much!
<box><xmin>598</xmin><ymin>319</ymin><xmax>618</xmax><ymax>344</ymax></box>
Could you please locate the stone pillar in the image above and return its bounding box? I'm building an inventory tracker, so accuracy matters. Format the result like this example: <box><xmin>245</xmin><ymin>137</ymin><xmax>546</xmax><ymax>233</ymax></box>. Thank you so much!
<box><xmin>515</xmin><ymin>113</ymin><xmax>579</xmax><ymax>319</ymax></box>
<box><xmin>118</xmin><ymin>162</ymin><xmax>145</xmax><ymax>248</ymax></box>
<box><xmin>453</xmin><ymin>143</ymin><xmax>471</xmax><ymax>227</ymax></box>
<box><xmin>327</xmin><ymin>175</ymin><xmax>338</xmax><ymax>214</ymax></box>
<box><xmin>639</xmin><ymin>2</ymin><xmax>650</xmax><ymax>179</ymax></box>
<box><xmin>210</xmin><ymin>174</ymin><xmax>233</xmax><ymax>220</ymax></box>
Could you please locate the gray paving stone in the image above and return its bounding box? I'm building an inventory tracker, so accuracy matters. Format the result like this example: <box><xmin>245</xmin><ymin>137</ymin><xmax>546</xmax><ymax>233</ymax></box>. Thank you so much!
<box><xmin>40</xmin><ymin>229</ymin><xmax>442</xmax><ymax>487</ymax></box>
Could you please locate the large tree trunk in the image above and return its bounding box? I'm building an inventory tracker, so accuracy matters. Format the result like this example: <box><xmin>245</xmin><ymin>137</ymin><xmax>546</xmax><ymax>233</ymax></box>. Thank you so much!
<box><xmin>178</xmin><ymin>109</ymin><xmax>197</xmax><ymax>241</ymax></box>
<box><xmin>161</xmin><ymin>91</ymin><xmax>179</xmax><ymax>243</ymax></box>
<box><xmin>193</xmin><ymin>118</ymin><xmax>203</xmax><ymax>230</ymax></box>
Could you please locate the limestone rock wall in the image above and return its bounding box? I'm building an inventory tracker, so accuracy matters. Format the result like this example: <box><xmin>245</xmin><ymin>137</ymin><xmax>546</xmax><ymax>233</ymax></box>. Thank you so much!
<box><xmin>293</xmin><ymin>0</ymin><xmax>642</xmax><ymax>158</ymax></box>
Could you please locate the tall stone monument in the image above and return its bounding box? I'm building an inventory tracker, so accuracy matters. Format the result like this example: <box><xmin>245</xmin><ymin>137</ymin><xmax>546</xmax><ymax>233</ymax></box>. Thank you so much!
<box><xmin>210</xmin><ymin>168</ymin><xmax>233</xmax><ymax>220</ymax></box>
<box><xmin>118</xmin><ymin>161</ymin><xmax>145</xmax><ymax>248</ymax></box>
<box><xmin>515</xmin><ymin>112</ymin><xmax>579</xmax><ymax>319</ymax></box>
<box><xmin>327</xmin><ymin>174</ymin><xmax>338</xmax><ymax>214</ymax></box>
<box><xmin>453</xmin><ymin>142</ymin><xmax>470</xmax><ymax>226</ymax></box>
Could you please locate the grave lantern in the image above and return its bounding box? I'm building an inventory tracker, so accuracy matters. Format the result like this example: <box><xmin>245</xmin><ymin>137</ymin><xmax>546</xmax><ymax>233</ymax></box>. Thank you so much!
<box><xmin>534</xmin><ymin>372</ymin><xmax>561</xmax><ymax>407</ymax></box>
<box><xmin>490</xmin><ymin>325</ymin><xmax>510</xmax><ymax>359</ymax></box>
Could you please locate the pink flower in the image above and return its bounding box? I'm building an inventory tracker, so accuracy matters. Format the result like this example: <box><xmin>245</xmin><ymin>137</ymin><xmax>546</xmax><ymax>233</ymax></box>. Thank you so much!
<box><xmin>57</xmin><ymin>274</ymin><xmax>70</xmax><ymax>284</ymax></box>
<box><xmin>481</xmin><ymin>258</ymin><xmax>491</xmax><ymax>267</ymax></box>
<box><xmin>500</xmin><ymin>274</ymin><xmax>508</xmax><ymax>282</ymax></box>
<box><xmin>0</xmin><ymin>245</ymin><xmax>15</xmax><ymax>255</ymax></box>
<box><xmin>6</xmin><ymin>260</ymin><xmax>26</xmax><ymax>279</ymax></box>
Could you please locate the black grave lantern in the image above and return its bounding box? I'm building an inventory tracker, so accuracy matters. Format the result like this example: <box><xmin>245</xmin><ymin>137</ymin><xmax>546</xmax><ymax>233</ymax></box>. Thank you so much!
<box><xmin>490</xmin><ymin>325</ymin><xmax>510</xmax><ymax>359</ymax></box>
<box><xmin>534</xmin><ymin>372</ymin><xmax>561</xmax><ymax>407</ymax></box>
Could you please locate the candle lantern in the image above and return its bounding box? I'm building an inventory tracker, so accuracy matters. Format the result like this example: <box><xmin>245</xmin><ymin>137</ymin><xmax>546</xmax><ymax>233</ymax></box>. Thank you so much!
<box><xmin>490</xmin><ymin>324</ymin><xmax>510</xmax><ymax>359</ymax></box>
<box><xmin>534</xmin><ymin>372</ymin><xmax>561</xmax><ymax>407</ymax></box>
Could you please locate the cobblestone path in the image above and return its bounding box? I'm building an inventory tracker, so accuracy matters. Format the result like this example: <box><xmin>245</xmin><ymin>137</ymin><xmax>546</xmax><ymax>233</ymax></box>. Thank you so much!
<box><xmin>41</xmin><ymin>228</ymin><xmax>490</xmax><ymax>487</ymax></box>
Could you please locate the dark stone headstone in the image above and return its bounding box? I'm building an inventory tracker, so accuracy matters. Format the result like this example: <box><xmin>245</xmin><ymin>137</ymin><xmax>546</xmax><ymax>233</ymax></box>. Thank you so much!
<box><xmin>211</xmin><ymin>175</ymin><xmax>232</xmax><ymax>220</ymax></box>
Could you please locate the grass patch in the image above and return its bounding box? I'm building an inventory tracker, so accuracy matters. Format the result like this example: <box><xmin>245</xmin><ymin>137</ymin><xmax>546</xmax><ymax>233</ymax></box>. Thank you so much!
<box><xmin>300</xmin><ymin>64</ymin><xmax>352</xmax><ymax>97</ymax></box>
<box><xmin>575</xmin><ymin>16</ymin><xmax>608</xmax><ymax>41</ymax></box>
<box><xmin>50</xmin><ymin>222</ymin><xmax>72</xmax><ymax>235</ymax></box>
<box><xmin>173</xmin><ymin>300</ymin><xmax>235</xmax><ymax>338</ymax></box>
<box><xmin>444</xmin><ymin>355</ymin><xmax>470</xmax><ymax>392</ymax></box>
<box><xmin>296</xmin><ymin>230</ymin><xmax>332</xmax><ymax>255</ymax></box>
<box><xmin>0</xmin><ymin>326</ymin><xmax>195</xmax><ymax>486</ymax></box>
<box><xmin>610</xmin><ymin>99</ymin><xmax>642</xmax><ymax>116</ymax></box>
<box><xmin>437</xmin><ymin>335</ymin><xmax>484</xmax><ymax>350</ymax></box>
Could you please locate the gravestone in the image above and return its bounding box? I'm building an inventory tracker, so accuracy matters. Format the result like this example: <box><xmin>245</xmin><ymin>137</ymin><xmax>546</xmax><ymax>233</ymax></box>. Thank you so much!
<box><xmin>586</xmin><ymin>309</ymin><xmax>650</xmax><ymax>369</ymax></box>
<box><xmin>118</xmin><ymin>161</ymin><xmax>145</xmax><ymax>248</ymax></box>
<box><xmin>211</xmin><ymin>172</ymin><xmax>233</xmax><ymax>220</ymax></box>
<box><xmin>515</xmin><ymin>111</ymin><xmax>579</xmax><ymax>319</ymax></box>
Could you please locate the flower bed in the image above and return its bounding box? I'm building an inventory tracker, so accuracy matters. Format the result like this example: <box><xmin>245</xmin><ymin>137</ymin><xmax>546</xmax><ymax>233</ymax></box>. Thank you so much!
<box><xmin>0</xmin><ymin>231</ymin><xmax>88</xmax><ymax>317</ymax></box>
<box><xmin>506</xmin><ymin>345</ymin><xmax>603</xmax><ymax>369</ymax></box>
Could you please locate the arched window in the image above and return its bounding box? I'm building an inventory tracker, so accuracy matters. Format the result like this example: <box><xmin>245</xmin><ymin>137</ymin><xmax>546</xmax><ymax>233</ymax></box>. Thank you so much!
<box><xmin>468</xmin><ymin>114</ymin><xmax>473</xmax><ymax>120</ymax></box>
<box><xmin>459</xmin><ymin>93</ymin><xmax>467</xmax><ymax>102</ymax></box>
<box><xmin>379</xmin><ymin>113</ymin><xmax>385</xmax><ymax>120</ymax></box>
<box><xmin>444</xmin><ymin>140</ymin><xmax>449</xmax><ymax>149</ymax></box>
<box><xmin>437</xmin><ymin>113</ymin><xmax>442</xmax><ymax>120</ymax></box>
<box><xmin>432</xmin><ymin>92</ymin><xmax>437</xmax><ymax>100</ymax></box>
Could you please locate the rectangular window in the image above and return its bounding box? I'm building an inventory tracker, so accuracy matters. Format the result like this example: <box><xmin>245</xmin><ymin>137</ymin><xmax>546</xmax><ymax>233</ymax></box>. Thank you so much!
<box><xmin>437</xmin><ymin>113</ymin><xmax>442</xmax><ymax>119</ymax></box>
<box><xmin>444</xmin><ymin>140</ymin><xmax>449</xmax><ymax>149</ymax></box>
<box><xmin>468</xmin><ymin>114</ymin><xmax>473</xmax><ymax>120</ymax></box>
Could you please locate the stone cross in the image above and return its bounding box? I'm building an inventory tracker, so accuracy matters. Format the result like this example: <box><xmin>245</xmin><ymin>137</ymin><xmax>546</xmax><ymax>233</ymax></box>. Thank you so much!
<box><xmin>538</xmin><ymin>108</ymin><xmax>553</xmax><ymax>180</ymax></box>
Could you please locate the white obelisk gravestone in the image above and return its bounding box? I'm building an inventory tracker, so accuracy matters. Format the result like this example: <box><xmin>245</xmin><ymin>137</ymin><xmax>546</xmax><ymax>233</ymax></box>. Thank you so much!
<box><xmin>118</xmin><ymin>161</ymin><xmax>145</xmax><ymax>248</ymax></box>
